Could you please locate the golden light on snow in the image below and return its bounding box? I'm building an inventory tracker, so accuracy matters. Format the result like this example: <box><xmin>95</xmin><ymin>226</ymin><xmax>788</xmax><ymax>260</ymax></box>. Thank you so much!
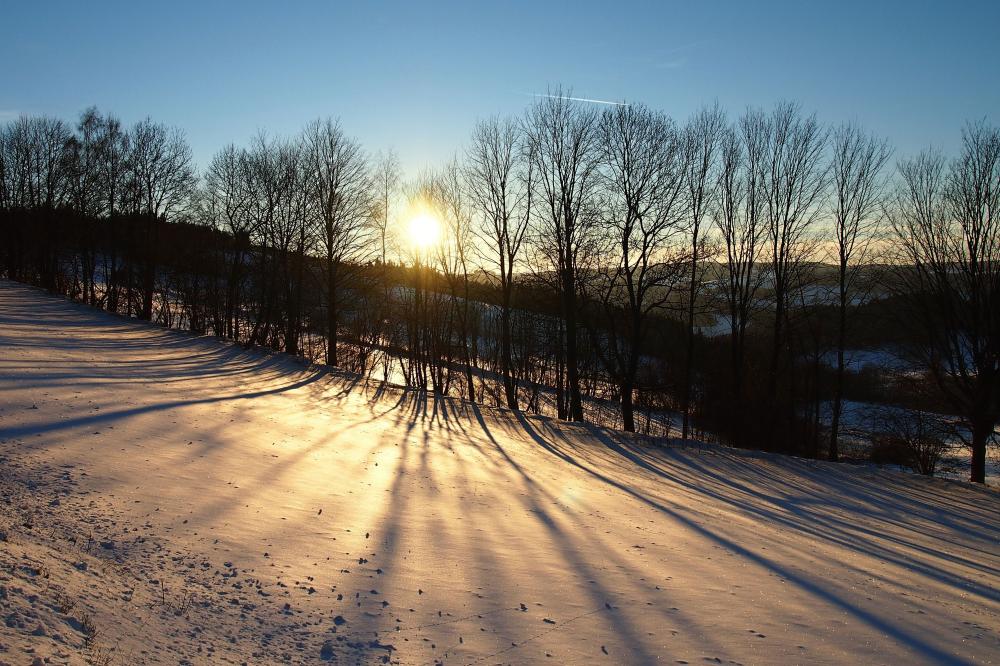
<box><xmin>407</xmin><ymin>212</ymin><xmax>441</xmax><ymax>251</ymax></box>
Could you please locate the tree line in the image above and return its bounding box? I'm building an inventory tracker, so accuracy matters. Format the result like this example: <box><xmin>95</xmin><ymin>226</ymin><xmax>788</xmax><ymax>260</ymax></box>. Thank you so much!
<box><xmin>1</xmin><ymin>92</ymin><xmax>997</xmax><ymax>482</ymax></box>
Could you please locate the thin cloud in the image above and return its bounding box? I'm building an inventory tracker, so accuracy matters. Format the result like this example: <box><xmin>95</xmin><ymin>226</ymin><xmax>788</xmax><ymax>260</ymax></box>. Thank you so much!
<box><xmin>655</xmin><ymin>57</ymin><xmax>687</xmax><ymax>70</ymax></box>
<box><xmin>526</xmin><ymin>92</ymin><xmax>629</xmax><ymax>107</ymax></box>
<box><xmin>0</xmin><ymin>109</ymin><xmax>20</xmax><ymax>122</ymax></box>
<box><xmin>650</xmin><ymin>40</ymin><xmax>708</xmax><ymax>70</ymax></box>
<box><xmin>659</xmin><ymin>40</ymin><xmax>708</xmax><ymax>56</ymax></box>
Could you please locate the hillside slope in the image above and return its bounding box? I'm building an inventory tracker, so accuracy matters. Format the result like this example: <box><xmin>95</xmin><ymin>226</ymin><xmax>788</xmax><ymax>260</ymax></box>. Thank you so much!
<box><xmin>1</xmin><ymin>279</ymin><xmax>998</xmax><ymax>665</ymax></box>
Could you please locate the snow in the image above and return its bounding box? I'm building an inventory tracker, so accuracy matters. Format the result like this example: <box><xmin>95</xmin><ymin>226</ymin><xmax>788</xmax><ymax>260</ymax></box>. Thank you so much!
<box><xmin>818</xmin><ymin>348</ymin><xmax>912</xmax><ymax>374</ymax></box>
<box><xmin>819</xmin><ymin>399</ymin><xmax>1000</xmax><ymax>484</ymax></box>
<box><xmin>1</xmin><ymin>278</ymin><xmax>998</xmax><ymax>665</ymax></box>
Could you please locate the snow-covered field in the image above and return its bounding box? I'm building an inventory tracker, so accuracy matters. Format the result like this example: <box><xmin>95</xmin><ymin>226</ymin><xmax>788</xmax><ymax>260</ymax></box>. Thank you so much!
<box><xmin>819</xmin><ymin>400</ymin><xmax>1000</xmax><ymax>485</ymax></box>
<box><xmin>1</xmin><ymin>279</ymin><xmax>998</xmax><ymax>666</ymax></box>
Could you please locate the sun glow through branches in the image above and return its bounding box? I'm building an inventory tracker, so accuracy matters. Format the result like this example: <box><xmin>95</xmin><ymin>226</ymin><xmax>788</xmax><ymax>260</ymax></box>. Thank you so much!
<box><xmin>408</xmin><ymin>212</ymin><xmax>441</xmax><ymax>251</ymax></box>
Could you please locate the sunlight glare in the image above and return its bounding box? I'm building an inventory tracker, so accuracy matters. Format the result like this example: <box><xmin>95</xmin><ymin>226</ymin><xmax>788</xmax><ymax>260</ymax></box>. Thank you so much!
<box><xmin>408</xmin><ymin>213</ymin><xmax>441</xmax><ymax>250</ymax></box>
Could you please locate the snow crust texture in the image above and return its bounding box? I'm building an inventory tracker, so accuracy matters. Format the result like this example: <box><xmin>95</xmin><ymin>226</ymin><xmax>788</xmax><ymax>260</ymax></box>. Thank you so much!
<box><xmin>0</xmin><ymin>279</ymin><xmax>998</xmax><ymax>665</ymax></box>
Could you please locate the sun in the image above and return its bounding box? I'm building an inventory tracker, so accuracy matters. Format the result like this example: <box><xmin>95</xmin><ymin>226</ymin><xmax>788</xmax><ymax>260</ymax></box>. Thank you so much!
<box><xmin>408</xmin><ymin>212</ymin><xmax>441</xmax><ymax>250</ymax></box>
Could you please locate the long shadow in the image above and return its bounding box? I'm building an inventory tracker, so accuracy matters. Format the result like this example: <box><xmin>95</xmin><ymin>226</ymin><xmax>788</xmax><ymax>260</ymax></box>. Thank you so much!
<box><xmin>577</xmin><ymin>427</ymin><xmax>1000</xmax><ymax>588</ymax></box>
<box><xmin>338</xmin><ymin>392</ymin><xmax>677</xmax><ymax>663</ymax></box>
<box><xmin>512</xmin><ymin>411</ymin><xmax>980</xmax><ymax>666</ymax></box>
<box><xmin>599</xmin><ymin>426</ymin><xmax>1000</xmax><ymax>606</ymax></box>
<box><xmin>465</xmin><ymin>403</ymin><xmax>719</xmax><ymax>661</ymax></box>
<box><xmin>668</xmin><ymin>449</ymin><xmax>1000</xmax><ymax>581</ymax></box>
<box><xmin>2</xmin><ymin>279</ymin><xmax>989</xmax><ymax>663</ymax></box>
<box><xmin>0</xmin><ymin>370</ymin><xmax>325</xmax><ymax>440</ymax></box>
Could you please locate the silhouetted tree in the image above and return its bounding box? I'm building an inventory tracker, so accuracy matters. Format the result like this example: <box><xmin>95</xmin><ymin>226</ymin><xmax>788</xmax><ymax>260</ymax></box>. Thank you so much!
<box><xmin>126</xmin><ymin>118</ymin><xmax>195</xmax><ymax>320</ymax></box>
<box><xmin>828</xmin><ymin>123</ymin><xmax>891</xmax><ymax>461</ymax></box>
<box><xmin>889</xmin><ymin>122</ymin><xmax>1000</xmax><ymax>483</ymax></box>
<box><xmin>466</xmin><ymin>116</ymin><xmax>533</xmax><ymax>410</ymax></box>
<box><xmin>303</xmin><ymin>118</ymin><xmax>373</xmax><ymax>367</ymax></box>
<box><xmin>714</xmin><ymin>112</ymin><xmax>770</xmax><ymax>444</ymax></box>
<box><xmin>761</xmin><ymin>103</ymin><xmax>828</xmax><ymax>444</ymax></box>
<box><xmin>593</xmin><ymin>102</ymin><xmax>688</xmax><ymax>432</ymax></box>
<box><xmin>372</xmin><ymin>150</ymin><xmax>401</xmax><ymax>381</ymax></box>
<box><xmin>203</xmin><ymin>144</ymin><xmax>253</xmax><ymax>340</ymax></box>
<box><xmin>524</xmin><ymin>89</ymin><xmax>600</xmax><ymax>422</ymax></box>
<box><xmin>432</xmin><ymin>160</ymin><xmax>480</xmax><ymax>400</ymax></box>
<box><xmin>680</xmin><ymin>104</ymin><xmax>726</xmax><ymax>440</ymax></box>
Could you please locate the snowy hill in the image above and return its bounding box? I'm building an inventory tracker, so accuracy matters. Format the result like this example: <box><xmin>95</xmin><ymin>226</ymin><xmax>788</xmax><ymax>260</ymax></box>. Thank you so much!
<box><xmin>1</xmin><ymin>278</ymin><xmax>998</xmax><ymax>665</ymax></box>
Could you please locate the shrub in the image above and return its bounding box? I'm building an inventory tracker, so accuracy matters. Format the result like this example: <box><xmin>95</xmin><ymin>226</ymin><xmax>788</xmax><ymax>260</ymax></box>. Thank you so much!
<box><xmin>869</xmin><ymin>408</ymin><xmax>950</xmax><ymax>475</ymax></box>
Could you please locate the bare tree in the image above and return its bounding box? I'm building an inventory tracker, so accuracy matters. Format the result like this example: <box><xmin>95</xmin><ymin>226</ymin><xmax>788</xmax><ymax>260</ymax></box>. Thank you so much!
<box><xmin>242</xmin><ymin>133</ymin><xmax>309</xmax><ymax>351</ymax></box>
<box><xmin>127</xmin><ymin>119</ymin><xmax>195</xmax><ymax>320</ymax></box>
<box><xmin>889</xmin><ymin>122</ymin><xmax>1000</xmax><ymax>483</ymax></box>
<box><xmin>761</xmin><ymin>103</ymin><xmax>828</xmax><ymax>434</ymax></box>
<box><xmin>65</xmin><ymin>108</ymin><xmax>107</xmax><ymax>305</ymax></box>
<box><xmin>395</xmin><ymin>171</ymin><xmax>470</xmax><ymax>394</ymax></box>
<box><xmin>7</xmin><ymin>115</ymin><xmax>72</xmax><ymax>210</ymax></box>
<box><xmin>203</xmin><ymin>144</ymin><xmax>254</xmax><ymax>340</ymax></box>
<box><xmin>8</xmin><ymin>101</ymin><xmax>997</xmax><ymax>476</ymax></box>
<box><xmin>714</xmin><ymin>112</ymin><xmax>770</xmax><ymax>443</ymax></box>
<box><xmin>680</xmin><ymin>104</ymin><xmax>726</xmax><ymax>440</ymax></box>
<box><xmin>3</xmin><ymin>116</ymin><xmax>73</xmax><ymax>288</ymax></box>
<box><xmin>128</xmin><ymin>120</ymin><xmax>195</xmax><ymax>221</ymax></box>
<box><xmin>593</xmin><ymin>102</ymin><xmax>687</xmax><ymax>431</ymax></box>
<box><xmin>95</xmin><ymin>113</ymin><xmax>130</xmax><ymax>312</ymax></box>
<box><xmin>466</xmin><ymin>116</ymin><xmax>533</xmax><ymax>410</ymax></box>
<box><xmin>372</xmin><ymin>150</ymin><xmax>401</xmax><ymax>381</ymax></box>
<box><xmin>303</xmin><ymin>118</ymin><xmax>373</xmax><ymax>366</ymax></box>
<box><xmin>0</xmin><ymin>125</ymin><xmax>8</xmax><ymax>212</ymax></box>
<box><xmin>428</xmin><ymin>159</ymin><xmax>480</xmax><ymax>400</ymax></box>
<box><xmin>524</xmin><ymin>88</ymin><xmax>600</xmax><ymax>422</ymax></box>
<box><xmin>827</xmin><ymin>123</ymin><xmax>891</xmax><ymax>461</ymax></box>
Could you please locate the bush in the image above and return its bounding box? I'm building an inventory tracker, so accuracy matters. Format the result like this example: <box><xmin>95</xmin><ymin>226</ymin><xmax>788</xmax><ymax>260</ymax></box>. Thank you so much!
<box><xmin>868</xmin><ymin>409</ymin><xmax>950</xmax><ymax>475</ymax></box>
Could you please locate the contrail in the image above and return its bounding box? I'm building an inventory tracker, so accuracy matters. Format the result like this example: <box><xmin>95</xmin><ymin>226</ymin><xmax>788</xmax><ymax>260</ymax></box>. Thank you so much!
<box><xmin>526</xmin><ymin>92</ymin><xmax>629</xmax><ymax>107</ymax></box>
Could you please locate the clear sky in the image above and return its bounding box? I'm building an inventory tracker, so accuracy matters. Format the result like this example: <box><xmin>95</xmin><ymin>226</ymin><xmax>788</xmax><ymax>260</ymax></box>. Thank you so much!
<box><xmin>2</xmin><ymin>0</ymin><xmax>997</xmax><ymax>177</ymax></box>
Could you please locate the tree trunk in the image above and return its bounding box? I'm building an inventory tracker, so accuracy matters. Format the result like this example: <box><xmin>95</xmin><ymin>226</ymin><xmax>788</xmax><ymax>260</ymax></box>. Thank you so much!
<box><xmin>226</xmin><ymin>248</ymin><xmax>243</xmax><ymax>341</ymax></box>
<box><xmin>140</xmin><ymin>218</ymin><xmax>156</xmax><ymax>322</ymax></box>
<box><xmin>830</xmin><ymin>273</ymin><xmax>848</xmax><ymax>462</ymax></box>
<box><xmin>327</xmin><ymin>257</ymin><xmax>338</xmax><ymax>366</ymax></box>
<box><xmin>767</xmin><ymin>289</ymin><xmax>786</xmax><ymax>445</ymax></box>
<box><xmin>562</xmin><ymin>266</ymin><xmax>584</xmax><ymax>422</ymax></box>
<box><xmin>462</xmin><ymin>278</ymin><xmax>476</xmax><ymax>402</ymax></box>
<box><xmin>500</xmin><ymin>304</ymin><xmax>518</xmax><ymax>410</ymax></box>
<box><xmin>682</xmin><ymin>242</ymin><xmax>699</xmax><ymax>440</ymax></box>
<box><xmin>971</xmin><ymin>420</ymin><xmax>989</xmax><ymax>484</ymax></box>
<box><xmin>286</xmin><ymin>242</ymin><xmax>304</xmax><ymax>357</ymax></box>
<box><xmin>621</xmin><ymin>380</ymin><xmax>635</xmax><ymax>432</ymax></box>
<box><xmin>729</xmin><ymin>323</ymin><xmax>746</xmax><ymax>446</ymax></box>
<box><xmin>769</xmin><ymin>297</ymin><xmax>784</xmax><ymax>403</ymax></box>
<box><xmin>556</xmin><ymin>319</ymin><xmax>567</xmax><ymax>420</ymax></box>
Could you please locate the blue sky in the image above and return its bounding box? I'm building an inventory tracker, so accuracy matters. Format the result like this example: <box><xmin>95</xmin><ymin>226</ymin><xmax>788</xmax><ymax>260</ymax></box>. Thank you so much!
<box><xmin>2</xmin><ymin>0</ymin><xmax>997</xmax><ymax>176</ymax></box>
